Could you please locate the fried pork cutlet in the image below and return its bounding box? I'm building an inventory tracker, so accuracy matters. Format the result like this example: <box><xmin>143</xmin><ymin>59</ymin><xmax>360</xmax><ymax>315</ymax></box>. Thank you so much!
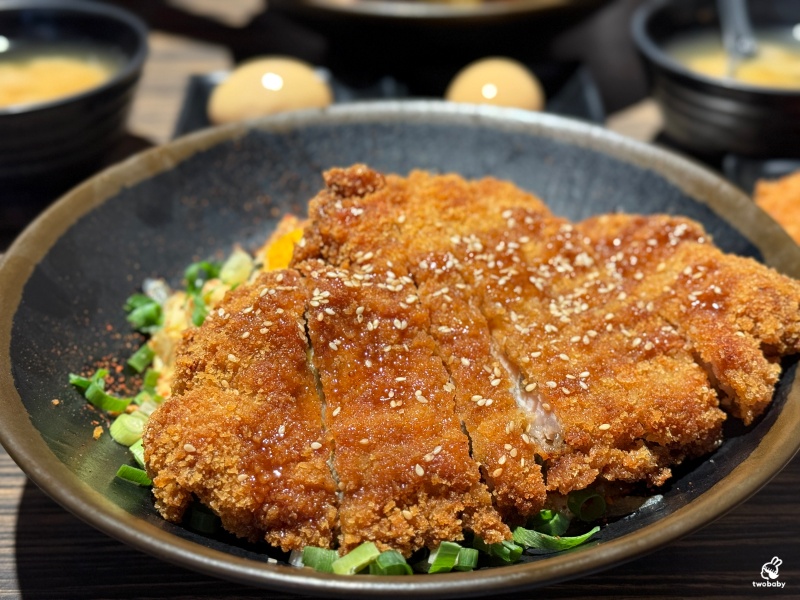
<box><xmin>299</xmin><ymin>260</ymin><xmax>508</xmax><ymax>554</ymax></box>
<box><xmin>143</xmin><ymin>269</ymin><xmax>338</xmax><ymax>551</ymax></box>
<box><xmin>294</xmin><ymin>164</ymin><xmax>800</xmax><ymax>498</ymax></box>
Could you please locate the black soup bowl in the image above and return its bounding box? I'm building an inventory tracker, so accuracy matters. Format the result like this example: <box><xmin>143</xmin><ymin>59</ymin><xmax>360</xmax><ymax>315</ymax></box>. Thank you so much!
<box><xmin>0</xmin><ymin>0</ymin><xmax>148</xmax><ymax>191</ymax></box>
<box><xmin>632</xmin><ymin>0</ymin><xmax>800</xmax><ymax>159</ymax></box>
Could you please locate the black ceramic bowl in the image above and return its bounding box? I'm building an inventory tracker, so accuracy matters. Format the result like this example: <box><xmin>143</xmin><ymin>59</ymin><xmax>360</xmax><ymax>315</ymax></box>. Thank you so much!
<box><xmin>1</xmin><ymin>102</ymin><xmax>799</xmax><ymax>597</ymax></box>
<box><xmin>632</xmin><ymin>0</ymin><xmax>800</xmax><ymax>159</ymax></box>
<box><xmin>0</xmin><ymin>0</ymin><xmax>148</xmax><ymax>190</ymax></box>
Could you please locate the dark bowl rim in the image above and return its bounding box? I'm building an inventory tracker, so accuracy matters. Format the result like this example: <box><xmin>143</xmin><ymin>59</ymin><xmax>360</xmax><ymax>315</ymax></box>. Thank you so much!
<box><xmin>275</xmin><ymin>0</ymin><xmax>604</xmax><ymax>21</ymax></box>
<box><xmin>1</xmin><ymin>101</ymin><xmax>799</xmax><ymax>597</ymax></box>
<box><xmin>631</xmin><ymin>0</ymin><xmax>800</xmax><ymax>98</ymax></box>
<box><xmin>0</xmin><ymin>0</ymin><xmax>148</xmax><ymax>117</ymax></box>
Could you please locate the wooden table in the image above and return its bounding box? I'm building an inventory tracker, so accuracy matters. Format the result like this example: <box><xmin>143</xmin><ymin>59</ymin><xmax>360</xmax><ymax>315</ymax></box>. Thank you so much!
<box><xmin>1</xmin><ymin>14</ymin><xmax>799</xmax><ymax>600</ymax></box>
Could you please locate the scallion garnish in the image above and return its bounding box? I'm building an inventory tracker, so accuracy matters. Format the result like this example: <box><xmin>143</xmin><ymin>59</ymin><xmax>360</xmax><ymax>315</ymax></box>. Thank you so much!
<box><xmin>125</xmin><ymin>296</ymin><xmax>163</xmax><ymax>333</ymax></box>
<box><xmin>427</xmin><ymin>541</ymin><xmax>462</xmax><ymax>573</ymax></box>
<box><xmin>70</xmin><ymin>369</ymin><xmax>131</xmax><ymax>413</ymax></box>
<box><xmin>129</xmin><ymin>438</ymin><xmax>146</xmax><ymax>468</ymax></box>
<box><xmin>331</xmin><ymin>542</ymin><xmax>380</xmax><ymax>575</ymax></box>
<box><xmin>472</xmin><ymin>538</ymin><xmax>523</xmax><ymax>564</ymax></box>
<box><xmin>109</xmin><ymin>412</ymin><xmax>148</xmax><ymax>446</ymax></box>
<box><xmin>369</xmin><ymin>550</ymin><xmax>412</xmax><ymax>576</ymax></box>
<box><xmin>142</xmin><ymin>368</ymin><xmax>160</xmax><ymax>392</ymax></box>
<box><xmin>188</xmin><ymin>502</ymin><xmax>220</xmax><ymax>534</ymax></box>
<box><xmin>567</xmin><ymin>488</ymin><xmax>606</xmax><ymax>522</ymax></box>
<box><xmin>302</xmin><ymin>546</ymin><xmax>339</xmax><ymax>574</ymax></box>
<box><xmin>512</xmin><ymin>525</ymin><xmax>600</xmax><ymax>552</ymax></box>
<box><xmin>527</xmin><ymin>509</ymin><xmax>570</xmax><ymax>536</ymax></box>
<box><xmin>453</xmin><ymin>547</ymin><xmax>479</xmax><ymax>571</ymax></box>
<box><xmin>115</xmin><ymin>464</ymin><xmax>152</xmax><ymax>486</ymax></box>
<box><xmin>184</xmin><ymin>260</ymin><xmax>221</xmax><ymax>294</ymax></box>
<box><xmin>127</xmin><ymin>343</ymin><xmax>155</xmax><ymax>373</ymax></box>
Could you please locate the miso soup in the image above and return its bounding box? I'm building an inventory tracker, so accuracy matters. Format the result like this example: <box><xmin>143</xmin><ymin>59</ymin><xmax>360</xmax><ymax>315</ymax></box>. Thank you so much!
<box><xmin>665</xmin><ymin>27</ymin><xmax>800</xmax><ymax>89</ymax></box>
<box><xmin>0</xmin><ymin>39</ymin><xmax>124</xmax><ymax>109</ymax></box>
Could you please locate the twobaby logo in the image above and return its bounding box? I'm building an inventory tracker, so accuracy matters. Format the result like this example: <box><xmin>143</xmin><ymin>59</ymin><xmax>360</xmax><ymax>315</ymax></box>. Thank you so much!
<box><xmin>753</xmin><ymin>556</ymin><xmax>786</xmax><ymax>589</ymax></box>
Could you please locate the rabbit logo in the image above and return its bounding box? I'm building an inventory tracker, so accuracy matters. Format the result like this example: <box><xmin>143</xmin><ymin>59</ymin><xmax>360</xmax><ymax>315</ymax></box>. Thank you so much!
<box><xmin>753</xmin><ymin>556</ymin><xmax>786</xmax><ymax>588</ymax></box>
<box><xmin>761</xmin><ymin>557</ymin><xmax>782</xmax><ymax>580</ymax></box>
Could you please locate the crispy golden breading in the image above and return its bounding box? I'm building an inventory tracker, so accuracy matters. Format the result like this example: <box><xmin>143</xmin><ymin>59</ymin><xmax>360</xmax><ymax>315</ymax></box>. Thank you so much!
<box><xmin>294</xmin><ymin>164</ymin><xmax>800</xmax><ymax>498</ymax></box>
<box><xmin>299</xmin><ymin>260</ymin><xmax>508</xmax><ymax>554</ymax></box>
<box><xmin>145</xmin><ymin>164</ymin><xmax>800</xmax><ymax>556</ymax></box>
<box><xmin>143</xmin><ymin>270</ymin><xmax>338</xmax><ymax>551</ymax></box>
<box><xmin>295</xmin><ymin>166</ymin><xmax>552</xmax><ymax>518</ymax></box>
<box><xmin>755</xmin><ymin>171</ymin><xmax>800</xmax><ymax>244</ymax></box>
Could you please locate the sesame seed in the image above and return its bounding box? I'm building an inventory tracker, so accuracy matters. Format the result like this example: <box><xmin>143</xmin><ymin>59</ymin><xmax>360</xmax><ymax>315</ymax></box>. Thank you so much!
<box><xmin>332</xmin><ymin>406</ymin><xmax>341</xmax><ymax>417</ymax></box>
<box><xmin>278</xmin><ymin>424</ymin><xmax>286</xmax><ymax>435</ymax></box>
<box><xmin>461</xmin><ymin>357</ymin><xmax>470</xmax><ymax>366</ymax></box>
<box><xmin>492</xmin><ymin>468</ymin><xmax>504</xmax><ymax>478</ymax></box>
<box><xmin>522</xmin><ymin>433</ymin><xmax>531</xmax><ymax>444</ymax></box>
<box><xmin>546</xmin><ymin>381</ymin><xmax>557</xmax><ymax>389</ymax></box>
<box><xmin>310</xmin><ymin>441</ymin><xmax>322</xmax><ymax>450</ymax></box>
<box><xmin>525</xmin><ymin>383</ymin><xmax>537</xmax><ymax>392</ymax></box>
<box><xmin>559</xmin><ymin>353</ymin><xmax>569</xmax><ymax>361</ymax></box>
<box><xmin>598</xmin><ymin>423</ymin><xmax>611</xmax><ymax>431</ymax></box>
<box><xmin>243</xmin><ymin>306</ymin><xmax>253</xmax><ymax>314</ymax></box>
<box><xmin>561</xmin><ymin>387</ymin><xmax>571</xmax><ymax>395</ymax></box>
<box><xmin>510</xmin><ymin>448</ymin><xmax>518</xmax><ymax>458</ymax></box>
<box><xmin>415</xmin><ymin>464</ymin><xmax>425</xmax><ymax>476</ymax></box>
<box><xmin>241</xmin><ymin>332</ymin><xmax>250</xmax><ymax>339</ymax></box>
<box><xmin>183</xmin><ymin>443</ymin><xmax>196</xmax><ymax>453</ymax></box>
<box><xmin>395</xmin><ymin>377</ymin><xmax>406</xmax><ymax>382</ymax></box>
<box><xmin>402</xmin><ymin>509</ymin><xmax>413</xmax><ymax>520</ymax></box>
<box><xmin>498</xmin><ymin>455</ymin><xmax>507</xmax><ymax>465</ymax></box>
<box><xmin>490</xmin><ymin>378</ymin><xmax>501</xmax><ymax>387</ymax></box>
<box><xmin>359</xmin><ymin>438</ymin><xmax>369</xmax><ymax>445</ymax></box>
<box><xmin>228</xmin><ymin>354</ymin><xmax>238</xmax><ymax>363</ymax></box>
<box><xmin>237</xmin><ymin>474</ymin><xmax>248</xmax><ymax>482</ymax></box>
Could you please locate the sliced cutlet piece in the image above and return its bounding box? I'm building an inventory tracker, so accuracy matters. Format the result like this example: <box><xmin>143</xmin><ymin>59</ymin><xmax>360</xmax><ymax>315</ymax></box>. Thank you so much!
<box><xmin>294</xmin><ymin>165</ymin><xmax>552</xmax><ymax>519</ymax></box>
<box><xmin>143</xmin><ymin>269</ymin><xmax>338</xmax><ymax>551</ymax></box>
<box><xmin>416</xmin><ymin>268</ymin><xmax>547</xmax><ymax>521</ymax></box>
<box><xmin>463</xmin><ymin>216</ymin><xmax>726</xmax><ymax>493</ymax></box>
<box><xmin>576</xmin><ymin>213</ymin><xmax>800</xmax><ymax>425</ymax></box>
<box><xmin>298</xmin><ymin>259</ymin><xmax>509</xmax><ymax>556</ymax></box>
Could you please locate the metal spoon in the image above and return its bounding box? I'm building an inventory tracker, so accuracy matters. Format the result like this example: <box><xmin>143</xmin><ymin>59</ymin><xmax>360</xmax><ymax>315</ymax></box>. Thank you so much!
<box><xmin>717</xmin><ymin>0</ymin><xmax>758</xmax><ymax>79</ymax></box>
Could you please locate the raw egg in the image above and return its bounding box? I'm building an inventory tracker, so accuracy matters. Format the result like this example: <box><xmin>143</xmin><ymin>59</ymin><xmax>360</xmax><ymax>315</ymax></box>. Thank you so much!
<box><xmin>208</xmin><ymin>56</ymin><xmax>333</xmax><ymax>125</ymax></box>
<box><xmin>445</xmin><ymin>57</ymin><xmax>545</xmax><ymax>111</ymax></box>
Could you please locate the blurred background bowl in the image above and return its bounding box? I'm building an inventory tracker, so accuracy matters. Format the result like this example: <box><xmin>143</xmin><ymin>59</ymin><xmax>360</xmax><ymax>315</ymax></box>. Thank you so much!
<box><xmin>0</xmin><ymin>0</ymin><xmax>148</xmax><ymax>192</ymax></box>
<box><xmin>632</xmin><ymin>0</ymin><xmax>800</xmax><ymax>160</ymax></box>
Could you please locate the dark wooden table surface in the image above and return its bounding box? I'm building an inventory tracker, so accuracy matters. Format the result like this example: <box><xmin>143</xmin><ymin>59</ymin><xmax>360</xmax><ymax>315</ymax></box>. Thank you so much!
<box><xmin>1</xmin><ymin>3</ymin><xmax>799</xmax><ymax>598</ymax></box>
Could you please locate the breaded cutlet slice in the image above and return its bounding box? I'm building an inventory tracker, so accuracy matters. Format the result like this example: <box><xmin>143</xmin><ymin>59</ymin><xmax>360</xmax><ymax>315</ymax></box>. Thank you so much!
<box><xmin>576</xmin><ymin>213</ymin><xmax>800</xmax><ymax>425</ymax></box>
<box><xmin>298</xmin><ymin>260</ymin><xmax>509</xmax><ymax>556</ymax></box>
<box><xmin>294</xmin><ymin>166</ymin><xmax>551</xmax><ymax>519</ymax></box>
<box><xmin>143</xmin><ymin>269</ymin><xmax>338</xmax><ymax>551</ymax></box>
<box><xmin>294</xmin><ymin>164</ymin><xmax>800</xmax><ymax>498</ymax></box>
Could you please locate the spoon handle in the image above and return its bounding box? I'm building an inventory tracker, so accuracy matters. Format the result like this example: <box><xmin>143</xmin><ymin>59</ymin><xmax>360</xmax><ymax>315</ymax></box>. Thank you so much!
<box><xmin>718</xmin><ymin>0</ymin><xmax>757</xmax><ymax>59</ymax></box>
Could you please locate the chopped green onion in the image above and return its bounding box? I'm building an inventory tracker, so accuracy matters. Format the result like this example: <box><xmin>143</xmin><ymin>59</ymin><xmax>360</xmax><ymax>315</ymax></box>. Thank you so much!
<box><xmin>190</xmin><ymin>294</ymin><xmax>209</xmax><ymax>327</ymax></box>
<box><xmin>219</xmin><ymin>248</ymin><xmax>254</xmax><ymax>286</ymax></box>
<box><xmin>126</xmin><ymin>300</ymin><xmax>162</xmax><ymax>333</ymax></box>
<box><xmin>142</xmin><ymin>368</ymin><xmax>160</xmax><ymax>392</ymax></box>
<box><xmin>129</xmin><ymin>438</ymin><xmax>146</xmax><ymax>468</ymax></box>
<box><xmin>453</xmin><ymin>547</ymin><xmax>479</xmax><ymax>572</ymax></box>
<box><xmin>137</xmin><ymin>397</ymin><xmax>160</xmax><ymax>416</ymax></box>
<box><xmin>127</xmin><ymin>343</ymin><xmax>155</xmax><ymax>373</ymax></box>
<box><xmin>188</xmin><ymin>502</ymin><xmax>220</xmax><ymax>534</ymax></box>
<box><xmin>331</xmin><ymin>542</ymin><xmax>380</xmax><ymax>575</ymax></box>
<box><xmin>123</xmin><ymin>293</ymin><xmax>153</xmax><ymax>312</ymax></box>
<box><xmin>109</xmin><ymin>412</ymin><xmax>148</xmax><ymax>446</ymax></box>
<box><xmin>568</xmin><ymin>488</ymin><xmax>606</xmax><ymax>522</ymax></box>
<box><xmin>428</xmin><ymin>541</ymin><xmax>462</xmax><ymax>573</ymax></box>
<box><xmin>472</xmin><ymin>537</ymin><xmax>523</xmax><ymax>564</ymax></box>
<box><xmin>68</xmin><ymin>373</ymin><xmax>92</xmax><ymax>391</ymax></box>
<box><xmin>184</xmin><ymin>260</ymin><xmax>221</xmax><ymax>294</ymax></box>
<box><xmin>527</xmin><ymin>509</ymin><xmax>570</xmax><ymax>536</ymax></box>
<box><xmin>84</xmin><ymin>381</ymin><xmax>131</xmax><ymax>413</ymax></box>
<box><xmin>369</xmin><ymin>550</ymin><xmax>412</xmax><ymax>576</ymax></box>
<box><xmin>512</xmin><ymin>525</ymin><xmax>600</xmax><ymax>553</ymax></box>
<box><xmin>303</xmin><ymin>546</ymin><xmax>339</xmax><ymax>574</ymax></box>
<box><xmin>115</xmin><ymin>464</ymin><xmax>152</xmax><ymax>486</ymax></box>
